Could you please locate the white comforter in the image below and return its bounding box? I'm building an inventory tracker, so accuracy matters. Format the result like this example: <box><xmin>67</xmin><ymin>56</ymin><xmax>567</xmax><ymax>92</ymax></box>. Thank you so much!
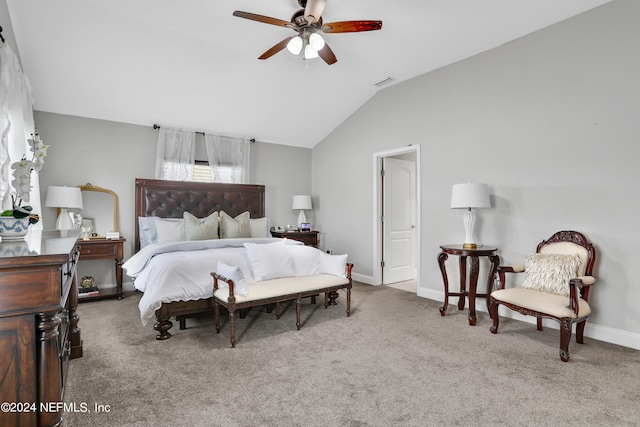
<box><xmin>123</xmin><ymin>238</ymin><xmax>301</xmax><ymax>325</ymax></box>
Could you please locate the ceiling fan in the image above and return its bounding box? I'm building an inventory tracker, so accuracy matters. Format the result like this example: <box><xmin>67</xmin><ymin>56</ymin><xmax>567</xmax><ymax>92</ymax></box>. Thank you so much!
<box><xmin>233</xmin><ymin>0</ymin><xmax>382</xmax><ymax>65</ymax></box>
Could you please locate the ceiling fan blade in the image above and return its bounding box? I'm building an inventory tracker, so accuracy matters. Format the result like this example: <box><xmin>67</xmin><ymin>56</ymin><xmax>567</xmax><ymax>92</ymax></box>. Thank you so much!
<box><xmin>233</xmin><ymin>11</ymin><xmax>295</xmax><ymax>29</ymax></box>
<box><xmin>317</xmin><ymin>43</ymin><xmax>337</xmax><ymax>65</ymax></box>
<box><xmin>258</xmin><ymin>37</ymin><xmax>294</xmax><ymax>60</ymax></box>
<box><xmin>304</xmin><ymin>0</ymin><xmax>326</xmax><ymax>24</ymax></box>
<box><xmin>321</xmin><ymin>20</ymin><xmax>383</xmax><ymax>34</ymax></box>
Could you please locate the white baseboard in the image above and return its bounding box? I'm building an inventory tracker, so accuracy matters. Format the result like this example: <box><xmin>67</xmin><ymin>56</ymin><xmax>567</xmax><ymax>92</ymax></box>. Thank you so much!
<box><xmin>417</xmin><ymin>287</ymin><xmax>640</xmax><ymax>351</ymax></box>
<box><xmin>352</xmin><ymin>273</ymin><xmax>375</xmax><ymax>285</ymax></box>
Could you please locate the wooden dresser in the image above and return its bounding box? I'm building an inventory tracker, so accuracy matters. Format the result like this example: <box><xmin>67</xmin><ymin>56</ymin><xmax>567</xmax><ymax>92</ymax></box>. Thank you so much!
<box><xmin>0</xmin><ymin>229</ymin><xmax>82</xmax><ymax>427</ymax></box>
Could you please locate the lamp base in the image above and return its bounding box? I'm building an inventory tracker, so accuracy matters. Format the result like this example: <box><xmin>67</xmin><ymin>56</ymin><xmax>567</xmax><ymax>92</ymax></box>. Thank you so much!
<box><xmin>55</xmin><ymin>208</ymin><xmax>74</xmax><ymax>230</ymax></box>
<box><xmin>463</xmin><ymin>243</ymin><xmax>478</xmax><ymax>249</ymax></box>
<box><xmin>297</xmin><ymin>210</ymin><xmax>307</xmax><ymax>230</ymax></box>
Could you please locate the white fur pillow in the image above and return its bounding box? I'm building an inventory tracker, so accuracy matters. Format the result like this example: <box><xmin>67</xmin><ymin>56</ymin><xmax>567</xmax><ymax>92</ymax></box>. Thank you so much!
<box><xmin>216</xmin><ymin>261</ymin><xmax>247</xmax><ymax>297</ymax></box>
<box><xmin>183</xmin><ymin>211</ymin><xmax>219</xmax><ymax>240</ymax></box>
<box><xmin>319</xmin><ymin>253</ymin><xmax>348</xmax><ymax>278</ymax></box>
<box><xmin>521</xmin><ymin>253</ymin><xmax>582</xmax><ymax>296</ymax></box>
<box><xmin>244</xmin><ymin>240</ymin><xmax>295</xmax><ymax>281</ymax></box>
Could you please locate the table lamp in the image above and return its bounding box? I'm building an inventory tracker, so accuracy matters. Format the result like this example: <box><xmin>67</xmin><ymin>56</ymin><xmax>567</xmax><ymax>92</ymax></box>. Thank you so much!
<box><xmin>292</xmin><ymin>195</ymin><xmax>312</xmax><ymax>229</ymax></box>
<box><xmin>450</xmin><ymin>183</ymin><xmax>490</xmax><ymax>249</ymax></box>
<box><xmin>45</xmin><ymin>186</ymin><xmax>83</xmax><ymax>230</ymax></box>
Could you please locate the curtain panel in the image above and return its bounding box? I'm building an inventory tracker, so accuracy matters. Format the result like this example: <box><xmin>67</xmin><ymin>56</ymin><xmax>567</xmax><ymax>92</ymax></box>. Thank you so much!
<box><xmin>155</xmin><ymin>128</ymin><xmax>196</xmax><ymax>180</ymax></box>
<box><xmin>204</xmin><ymin>134</ymin><xmax>250</xmax><ymax>184</ymax></box>
<box><xmin>0</xmin><ymin>43</ymin><xmax>41</xmax><ymax>228</ymax></box>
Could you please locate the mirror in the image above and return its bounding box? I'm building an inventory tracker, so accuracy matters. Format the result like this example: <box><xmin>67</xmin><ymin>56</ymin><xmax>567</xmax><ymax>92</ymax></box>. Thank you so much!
<box><xmin>77</xmin><ymin>183</ymin><xmax>118</xmax><ymax>237</ymax></box>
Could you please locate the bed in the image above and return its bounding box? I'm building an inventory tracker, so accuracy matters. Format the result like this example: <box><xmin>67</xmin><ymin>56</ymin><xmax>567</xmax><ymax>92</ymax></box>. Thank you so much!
<box><xmin>127</xmin><ymin>178</ymin><xmax>288</xmax><ymax>339</ymax></box>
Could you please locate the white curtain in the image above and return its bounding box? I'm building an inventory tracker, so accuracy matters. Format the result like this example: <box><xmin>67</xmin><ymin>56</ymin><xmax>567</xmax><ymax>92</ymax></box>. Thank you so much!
<box><xmin>203</xmin><ymin>134</ymin><xmax>250</xmax><ymax>183</ymax></box>
<box><xmin>0</xmin><ymin>43</ymin><xmax>42</xmax><ymax>229</ymax></box>
<box><xmin>155</xmin><ymin>128</ymin><xmax>196</xmax><ymax>180</ymax></box>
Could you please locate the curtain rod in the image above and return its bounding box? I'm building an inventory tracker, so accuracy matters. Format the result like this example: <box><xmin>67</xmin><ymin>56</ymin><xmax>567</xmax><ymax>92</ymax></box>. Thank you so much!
<box><xmin>152</xmin><ymin>124</ymin><xmax>255</xmax><ymax>143</ymax></box>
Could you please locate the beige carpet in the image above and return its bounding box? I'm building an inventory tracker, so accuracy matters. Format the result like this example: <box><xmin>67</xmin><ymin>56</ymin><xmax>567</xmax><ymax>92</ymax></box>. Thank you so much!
<box><xmin>63</xmin><ymin>282</ymin><xmax>640</xmax><ymax>426</ymax></box>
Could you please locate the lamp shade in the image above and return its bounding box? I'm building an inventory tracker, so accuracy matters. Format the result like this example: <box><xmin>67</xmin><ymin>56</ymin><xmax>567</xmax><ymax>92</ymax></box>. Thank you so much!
<box><xmin>450</xmin><ymin>183</ymin><xmax>490</xmax><ymax>209</ymax></box>
<box><xmin>45</xmin><ymin>186</ymin><xmax>83</xmax><ymax>209</ymax></box>
<box><xmin>292</xmin><ymin>195</ymin><xmax>312</xmax><ymax>210</ymax></box>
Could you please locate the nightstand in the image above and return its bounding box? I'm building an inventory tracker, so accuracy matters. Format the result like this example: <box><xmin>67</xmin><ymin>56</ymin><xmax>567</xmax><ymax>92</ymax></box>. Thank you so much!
<box><xmin>77</xmin><ymin>237</ymin><xmax>126</xmax><ymax>301</ymax></box>
<box><xmin>271</xmin><ymin>230</ymin><xmax>319</xmax><ymax>247</ymax></box>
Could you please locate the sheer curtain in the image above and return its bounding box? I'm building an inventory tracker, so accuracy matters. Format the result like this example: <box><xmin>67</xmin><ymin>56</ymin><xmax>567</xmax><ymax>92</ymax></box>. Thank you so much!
<box><xmin>0</xmin><ymin>43</ymin><xmax>42</xmax><ymax>229</ymax></box>
<box><xmin>155</xmin><ymin>128</ymin><xmax>196</xmax><ymax>180</ymax></box>
<box><xmin>203</xmin><ymin>134</ymin><xmax>250</xmax><ymax>183</ymax></box>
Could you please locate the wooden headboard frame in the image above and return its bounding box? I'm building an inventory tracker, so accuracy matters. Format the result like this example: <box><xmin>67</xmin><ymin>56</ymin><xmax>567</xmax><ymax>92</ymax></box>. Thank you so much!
<box><xmin>134</xmin><ymin>178</ymin><xmax>265</xmax><ymax>252</ymax></box>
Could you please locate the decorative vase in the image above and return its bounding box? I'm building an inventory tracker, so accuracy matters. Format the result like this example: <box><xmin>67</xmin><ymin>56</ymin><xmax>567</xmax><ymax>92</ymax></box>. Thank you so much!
<box><xmin>0</xmin><ymin>217</ymin><xmax>30</xmax><ymax>240</ymax></box>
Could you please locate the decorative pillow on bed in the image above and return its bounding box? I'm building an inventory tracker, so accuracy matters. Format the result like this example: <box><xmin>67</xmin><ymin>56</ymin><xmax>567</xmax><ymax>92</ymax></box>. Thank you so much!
<box><xmin>139</xmin><ymin>217</ymin><xmax>183</xmax><ymax>247</ymax></box>
<box><xmin>319</xmin><ymin>253</ymin><xmax>348</xmax><ymax>278</ymax></box>
<box><xmin>138</xmin><ymin>217</ymin><xmax>157</xmax><ymax>248</ymax></box>
<box><xmin>216</xmin><ymin>261</ymin><xmax>248</xmax><ymax>297</ymax></box>
<box><xmin>219</xmin><ymin>211</ymin><xmax>251</xmax><ymax>239</ymax></box>
<box><xmin>287</xmin><ymin>244</ymin><xmax>321</xmax><ymax>276</ymax></box>
<box><xmin>183</xmin><ymin>212</ymin><xmax>219</xmax><ymax>240</ymax></box>
<box><xmin>250</xmin><ymin>217</ymin><xmax>271</xmax><ymax>238</ymax></box>
<box><xmin>154</xmin><ymin>218</ymin><xmax>185</xmax><ymax>244</ymax></box>
<box><xmin>244</xmin><ymin>240</ymin><xmax>295</xmax><ymax>281</ymax></box>
<box><xmin>521</xmin><ymin>253</ymin><xmax>582</xmax><ymax>296</ymax></box>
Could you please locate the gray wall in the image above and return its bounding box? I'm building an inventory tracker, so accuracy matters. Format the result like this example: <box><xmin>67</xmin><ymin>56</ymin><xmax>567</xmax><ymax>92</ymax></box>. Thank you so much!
<box><xmin>312</xmin><ymin>0</ymin><xmax>640</xmax><ymax>345</ymax></box>
<box><xmin>34</xmin><ymin>112</ymin><xmax>311</xmax><ymax>282</ymax></box>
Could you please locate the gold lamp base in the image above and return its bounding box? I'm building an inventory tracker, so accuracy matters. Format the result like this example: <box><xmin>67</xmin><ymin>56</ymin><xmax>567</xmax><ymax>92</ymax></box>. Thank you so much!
<box><xmin>463</xmin><ymin>243</ymin><xmax>478</xmax><ymax>249</ymax></box>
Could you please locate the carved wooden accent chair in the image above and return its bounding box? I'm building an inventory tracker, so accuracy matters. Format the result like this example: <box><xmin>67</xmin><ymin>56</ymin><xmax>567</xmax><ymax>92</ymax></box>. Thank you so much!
<box><xmin>489</xmin><ymin>231</ymin><xmax>597</xmax><ymax>362</ymax></box>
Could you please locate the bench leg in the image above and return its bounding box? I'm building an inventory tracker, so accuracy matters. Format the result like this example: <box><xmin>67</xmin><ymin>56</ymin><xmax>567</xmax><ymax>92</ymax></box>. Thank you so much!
<box><xmin>346</xmin><ymin>286</ymin><xmax>351</xmax><ymax>317</ymax></box>
<box><xmin>296</xmin><ymin>298</ymin><xmax>301</xmax><ymax>330</ymax></box>
<box><xmin>214</xmin><ymin>301</ymin><xmax>220</xmax><ymax>334</ymax></box>
<box><xmin>229</xmin><ymin>310</ymin><xmax>236</xmax><ymax>348</ymax></box>
<box><xmin>275</xmin><ymin>302</ymin><xmax>281</xmax><ymax>319</ymax></box>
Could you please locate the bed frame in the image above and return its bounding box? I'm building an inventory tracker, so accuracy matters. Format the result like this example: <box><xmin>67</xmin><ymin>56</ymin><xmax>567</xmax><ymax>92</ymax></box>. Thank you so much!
<box><xmin>134</xmin><ymin>178</ymin><xmax>266</xmax><ymax>339</ymax></box>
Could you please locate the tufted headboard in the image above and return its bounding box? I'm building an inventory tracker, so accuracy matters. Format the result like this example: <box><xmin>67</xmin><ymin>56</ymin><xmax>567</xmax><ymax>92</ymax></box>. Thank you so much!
<box><xmin>134</xmin><ymin>178</ymin><xmax>265</xmax><ymax>252</ymax></box>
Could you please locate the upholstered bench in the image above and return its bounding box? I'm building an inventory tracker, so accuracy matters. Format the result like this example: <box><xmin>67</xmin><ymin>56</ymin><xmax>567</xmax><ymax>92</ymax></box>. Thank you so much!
<box><xmin>212</xmin><ymin>265</ymin><xmax>353</xmax><ymax>347</ymax></box>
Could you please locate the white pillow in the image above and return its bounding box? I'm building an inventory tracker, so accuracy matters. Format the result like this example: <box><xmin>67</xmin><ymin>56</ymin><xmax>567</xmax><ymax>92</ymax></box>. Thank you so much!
<box><xmin>244</xmin><ymin>240</ymin><xmax>295</xmax><ymax>281</ymax></box>
<box><xmin>154</xmin><ymin>218</ymin><xmax>184</xmax><ymax>244</ymax></box>
<box><xmin>183</xmin><ymin>211</ymin><xmax>219</xmax><ymax>240</ymax></box>
<box><xmin>319</xmin><ymin>253</ymin><xmax>348</xmax><ymax>278</ymax></box>
<box><xmin>216</xmin><ymin>261</ymin><xmax>248</xmax><ymax>297</ymax></box>
<box><xmin>138</xmin><ymin>217</ymin><xmax>157</xmax><ymax>248</ymax></box>
<box><xmin>220</xmin><ymin>211</ymin><xmax>251</xmax><ymax>239</ymax></box>
<box><xmin>287</xmin><ymin>244</ymin><xmax>321</xmax><ymax>276</ymax></box>
<box><xmin>250</xmin><ymin>217</ymin><xmax>270</xmax><ymax>238</ymax></box>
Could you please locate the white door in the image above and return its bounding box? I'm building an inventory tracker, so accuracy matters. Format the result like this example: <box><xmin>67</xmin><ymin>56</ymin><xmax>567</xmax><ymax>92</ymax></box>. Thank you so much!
<box><xmin>382</xmin><ymin>157</ymin><xmax>416</xmax><ymax>284</ymax></box>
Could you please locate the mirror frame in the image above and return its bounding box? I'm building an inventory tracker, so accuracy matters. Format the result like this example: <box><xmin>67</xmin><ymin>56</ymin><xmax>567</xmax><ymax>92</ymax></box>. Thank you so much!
<box><xmin>78</xmin><ymin>183</ymin><xmax>119</xmax><ymax>233</ymax></box>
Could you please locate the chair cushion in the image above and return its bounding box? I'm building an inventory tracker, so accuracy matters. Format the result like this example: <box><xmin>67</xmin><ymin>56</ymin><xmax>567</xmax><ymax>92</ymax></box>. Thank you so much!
<box><xmin>491</xmin><ymin>288</ymin><xmax>591</xmax><ymax>319</ymax></box>
<box><xmin>521</xmin><ymin>253</ymin><xmax>582</xmax><ymax>296</ymax></box>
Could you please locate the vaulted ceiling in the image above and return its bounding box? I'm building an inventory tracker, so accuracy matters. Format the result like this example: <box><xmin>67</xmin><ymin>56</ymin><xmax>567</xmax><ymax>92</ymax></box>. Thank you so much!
<box><xmin>6</xmin><ymin>0</ymin><xmax>611</xmax><ymax>148</ymax></box>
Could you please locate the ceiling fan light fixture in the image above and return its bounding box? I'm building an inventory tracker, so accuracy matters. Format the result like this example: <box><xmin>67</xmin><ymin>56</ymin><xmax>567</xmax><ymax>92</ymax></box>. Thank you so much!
<box><xmin>287</xmin><ymin>36</ymin><xmax>303</xmax><ymax>55</ymax></box>
<box><xmin>308</xmin><ymin>32</ymin><xmax>325</xmax><ymax>51</ymax></box>
<box><xmin>304</xmin><ymin>44</ymin><xmax>319</xmax><ymax>59</ymax></box>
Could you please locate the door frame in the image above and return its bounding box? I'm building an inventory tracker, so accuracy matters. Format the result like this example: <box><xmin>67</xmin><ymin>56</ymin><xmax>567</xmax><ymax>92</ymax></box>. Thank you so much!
<box><xmin>372</xmin><ymin>144</ymin><xmax>421</xmax><ymax>287</ymax></box>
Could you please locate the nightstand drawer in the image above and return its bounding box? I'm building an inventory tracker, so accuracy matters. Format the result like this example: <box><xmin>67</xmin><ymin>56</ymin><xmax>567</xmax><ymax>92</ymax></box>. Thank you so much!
<box><xmin>79</xmin><ymin>242</ymin><xmax>118</xmax><ymax>259</ymax></box>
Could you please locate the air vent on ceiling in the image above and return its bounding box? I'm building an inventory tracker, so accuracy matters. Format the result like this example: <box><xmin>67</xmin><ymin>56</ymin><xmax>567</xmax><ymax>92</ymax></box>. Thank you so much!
<box><xmin>374</xmin><ymin>77</ymin><xmax>394</xmax><ymax>87</ymax></box>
